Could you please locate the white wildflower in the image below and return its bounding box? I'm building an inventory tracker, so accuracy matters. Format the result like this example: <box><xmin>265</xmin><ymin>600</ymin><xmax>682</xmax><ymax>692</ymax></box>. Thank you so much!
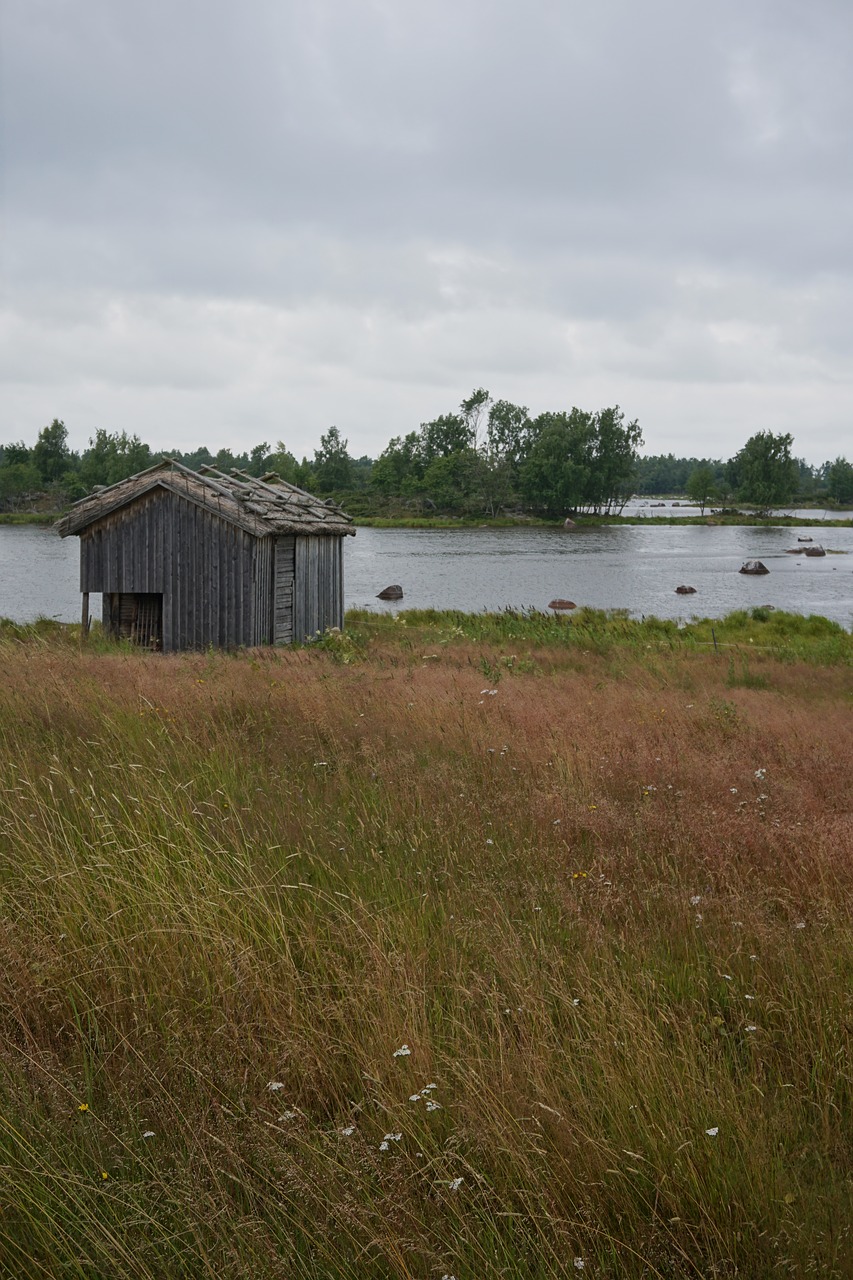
<box><xmin>722</xmin><ymin>974</ymin><xmax>733</xmax><ymax>981</ymax></box>
<box><xmin>425</xmin><ymin>1100</ymin><xmax>442</xmax><ymax>1112</ymax></box>
<box><xmin>485</xmin><ymin>838</ymin><xmax>494</xmax><ymax>845</ymax></box>
<box><xmin>744</xmin><ymin>994</ymin><xmax>755</xmax><ymax>1001</ymax></box>
<box><xmin>383</xmin><ymin>1132</ymin><xmax>402</xmax><ymax>1142</ymax></box>
<box><xmin>574</xmin><ymin>1260</ymin><xmax>585</xmax><ymax>1272</ymax></box>
<box><xmin>340</xmin><ymin>1125</ymin><xmax>356</xmax><ymax>1135</ymax></box>
<box><xmin>795</xmin><ymin>921</ymin><xmax>806</xmax><ymax>929</ymax></box>
<box><xmin>422</xmin><ymin>1083</ymin><xmax>437</xmax><ymax>1092</ymax></box>
<box><xmin>754</xmin><ymin>768</ymin><xmax>766</xmax><ymax>781</ymax></box>
<box><xmin>448</xmin><ymin>1177</ymin><xmax>464</xmax><ymax>1191</ymax></box>
<box><xmin>379</xmin><ymin>1141</ymin><xmax>389</xmax><ymax>1151</ymax></box>
<box><xmin>142</xmin><ymin>1131</ymin><xmax>155</xmax><ymax>1140</ymax></box>
<box><xmin>705</xmin><ymin>1126</ymin><xmax>719</xmax><ymax>1137</ymax></box>
<box><xmin>267</xmin><ymin>1081</ymin><xmax>285</xmax><ymax>1092</ymax></box>
<box><xmin>689</xmin><ymin>895</ymin><xmax>701</xmax><ymax>906</ymax></box>
<box><xmin>572</xmin><ymin>998</ymin><xmax>580</xmax><ymax>1006</ymax></box>
<box><xmin>730</xmin><ymin>787</ymin><xmax>738</xmax><ymax>794</ymax></box>
<box><xmin>409</xmin><ymin>1094</ymin><xmax>422</xmax><ymax>1102</ymax></box>
<box><xmin>393</xmin><ymin>1044</ymin><xmax>412</xmax><ymax>1058</ymax></box>
<box><xmin>280</xmin><ymin>1110</ymin><xmax>298</xmax><ymax>1121</ymax></box>
<box><xmin>745</xmin><ymin>1025</ymin><xmax>758</xmax><ymax>1032</ymax></box>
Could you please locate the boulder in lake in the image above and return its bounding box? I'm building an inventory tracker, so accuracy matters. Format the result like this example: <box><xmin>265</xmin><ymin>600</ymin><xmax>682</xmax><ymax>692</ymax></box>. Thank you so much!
<box><xmin>548</xmin><ymin>598</ymin><xmax>576</xmax><ymax>610</ymax></box>
<box><xmin>797</xmin><ymin>535</ymin><xmax>813</xmax><ymax>543</ymax></box>
<box><xmin>377</xmin><ymin>584</ymin><xmax>404</xmax><ymax>600</ymax></box>
<box><xmin>804</xmin><ymin>545</ymin><xmax>826</xmax><ymax>557</ymax></box>
<box><xmin>739</xmin><ymin>560</ymin><xmax>770</xmax><ymax>575</ymax></box>
<box><xmin>675</xmin><ymin>585</ymin><xmax>696</xmax><ymax>594</ymax></box>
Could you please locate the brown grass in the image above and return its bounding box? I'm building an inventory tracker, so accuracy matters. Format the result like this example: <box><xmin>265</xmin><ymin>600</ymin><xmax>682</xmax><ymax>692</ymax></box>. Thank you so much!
<box><xmin>0</xmin><ymin>630</ymin><xmax>851</xmax><ymax>1278</ymax></box>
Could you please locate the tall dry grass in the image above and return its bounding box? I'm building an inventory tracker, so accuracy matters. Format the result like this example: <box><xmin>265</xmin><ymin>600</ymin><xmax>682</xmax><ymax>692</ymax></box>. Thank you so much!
<box><xmin>0</xmin><ymin>621</ymin><xmax>851</xmax><ymax>1278</ymax></box>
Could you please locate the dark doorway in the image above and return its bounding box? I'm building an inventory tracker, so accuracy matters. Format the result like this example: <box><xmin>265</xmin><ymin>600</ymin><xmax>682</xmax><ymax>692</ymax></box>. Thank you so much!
<box><xmin>107</xmin><ymin>593</ymin><xmax>163</xmax><ymax>648</ymax></box>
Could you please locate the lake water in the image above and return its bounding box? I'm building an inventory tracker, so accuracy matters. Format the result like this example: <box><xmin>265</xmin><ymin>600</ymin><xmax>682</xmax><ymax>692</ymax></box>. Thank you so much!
<box><xmin>2</xmin><ymin>522</ymin><xmax>852</xmax><ymax>629</ymax></box>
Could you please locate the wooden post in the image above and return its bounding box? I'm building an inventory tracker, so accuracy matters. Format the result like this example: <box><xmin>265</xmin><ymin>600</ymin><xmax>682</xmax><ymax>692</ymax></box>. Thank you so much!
<box><xmin>81</xmin><ymin>592</ymin><xmax>90</xmax><ymax>643</ymax></box>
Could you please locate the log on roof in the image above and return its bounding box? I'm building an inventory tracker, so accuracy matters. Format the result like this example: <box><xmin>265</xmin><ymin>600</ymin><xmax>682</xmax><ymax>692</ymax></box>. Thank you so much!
<box><xmin>55</xmin><ymin>460</ymin><xmax>355</xmax><ymax>538</ymax></box>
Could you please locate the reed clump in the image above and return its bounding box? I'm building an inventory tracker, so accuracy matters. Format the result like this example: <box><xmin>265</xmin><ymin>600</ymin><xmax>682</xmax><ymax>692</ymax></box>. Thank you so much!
<box><xmin>0</xmin><ymin>616</ymin><xmax>851</xmax><ymax>1278</ymax></box>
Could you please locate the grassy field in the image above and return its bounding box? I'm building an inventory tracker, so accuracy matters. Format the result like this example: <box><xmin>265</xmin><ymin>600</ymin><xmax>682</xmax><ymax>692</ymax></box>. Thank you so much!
<box><xmin>0</xmin><ymin>611</ymin><xmax>851</xmax><ymax>1278</ymax></box>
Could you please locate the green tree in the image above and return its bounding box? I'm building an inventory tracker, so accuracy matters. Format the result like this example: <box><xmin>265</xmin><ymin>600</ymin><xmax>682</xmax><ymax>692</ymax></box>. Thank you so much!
<box><xmin>80</xmin><ymin>430</ymin><xmax>152</xmax><ymax>490</ymax></box>
<box><xmin>826</xmin><ymin>457</ymin><xmax>853</xmax><ymax>505</ymax></box>
<box><xmin>0</xmin><ymin>441</ymin><xmax>31</xmax><ymax>468</ymax></box>
<box><xmin>486</xmin><ymin>400</ymin><xmax>530</xmax><ymax>462</ymax></box>
<box><xmin>371</xmin><ymin>433</ymin><xmax>423</xmax><ymax>497</ymax></box>
<box><xmin>586</xmin><ymin>406</ymin><xmax>642</xmax><ymax>512</ymax></box>
<box><xmin>248</xmin><ymin>443</ymin><xmax>271</xmax><ymax>477</ymax></box>
<box><xmin>520</xmin><ymin>410</ymin><xmax>594</xmax><ymax>516</ymax></box>
<box><xmin>729</xmin><ymin>432</ymin><xmax>798</xmax><ymax>511</ymax></box>
<box><xmin>419</xmin><ymin>413</ymin><xmax>473</xmax><ymax>463</ymax></box>
<box><xmin>521</xmin><ymin>406</ymin><xmax>642</xmax><ymax>517</ymax></box>
<box><xmin>265</xmin><ymin>443</ymin><xmax>300</xmax><ymax>485</ymax></box>
<box><xmin>420</xmin><ymin>449</ymin><xmax>479</xmax><ymax>512</ymax></box>
<box><xmin>686</xmin><ymin>463</ymin><xmax>718</xmax><ymax>515</ymax></box>
<box><xmin>313</xmin><ymin>426</ymin><xmax>353</xmax><ymax>492</ymax></box>
<box><xmin>459</xmin><ymin>388</ymin><xmax>492</xmax><ymax>446</ymax></box>
<box><xmin>32</xmin><ymin>419</ymin><xmax>72</xmax><ymax>484</ymax></box>
<box><xmin>0</xmin><ymin>461</ymin><xmax>42</xmax><ymax>511</ymax></box>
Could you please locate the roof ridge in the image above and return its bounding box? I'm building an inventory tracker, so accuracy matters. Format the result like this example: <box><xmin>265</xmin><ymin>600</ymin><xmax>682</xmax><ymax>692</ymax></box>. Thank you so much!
<box><xmin>56</xmin><ymin>460</ymin><xmax>354</xmax><ymax>538</ymax></box>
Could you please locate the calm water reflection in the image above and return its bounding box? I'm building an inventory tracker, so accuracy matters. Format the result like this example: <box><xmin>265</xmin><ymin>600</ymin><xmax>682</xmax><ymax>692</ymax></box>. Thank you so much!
<box><xmin>1</xmin><ymin>522</ymin><xmax>851</xmax><ymax>629</ymax></box>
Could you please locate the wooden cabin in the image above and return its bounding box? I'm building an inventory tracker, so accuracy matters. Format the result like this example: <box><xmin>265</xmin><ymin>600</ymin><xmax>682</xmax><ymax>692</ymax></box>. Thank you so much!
<box><xmin>56</xmin><ymin>460</ymin><xmax>355</xmax><ymax>650</ymax></box>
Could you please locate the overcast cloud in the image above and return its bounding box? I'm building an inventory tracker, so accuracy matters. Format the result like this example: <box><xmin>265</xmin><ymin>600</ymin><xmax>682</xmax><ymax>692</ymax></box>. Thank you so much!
<box><xmin>2</xmin><ymin>0</ymin><xmax>851</xmax><ymax>462</ymax></box>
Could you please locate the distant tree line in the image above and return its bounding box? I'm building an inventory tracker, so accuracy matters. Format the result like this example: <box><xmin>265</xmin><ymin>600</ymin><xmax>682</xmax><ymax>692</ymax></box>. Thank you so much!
<box><xmin>2</xmin><ymin>400</ymin><xmax>852</xmax><ymax>517</ymax></box>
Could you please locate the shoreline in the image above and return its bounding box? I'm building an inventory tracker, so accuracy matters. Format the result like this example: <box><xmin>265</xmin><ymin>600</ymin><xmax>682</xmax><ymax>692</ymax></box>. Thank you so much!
<box><xmin>3</xmin><ymin>509</ymin><xmax>852</xmax><ymax>531</ymax></box>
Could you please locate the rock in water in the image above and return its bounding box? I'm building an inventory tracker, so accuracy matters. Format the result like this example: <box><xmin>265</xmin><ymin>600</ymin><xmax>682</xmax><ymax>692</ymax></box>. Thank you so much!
<box><xmin>548</xmin><ymin>599</ymin><xmax>576</xmax><ymax>610</ymax></box>
<box><xmin>563</xmin><ymin>517</ymin><xmax>577</xmax><ymax>530</ymax></box>
<box><xmin>377</xmin><ymin>584</ymin><xmax>404</xmax><ymax>600</ymax></box>
<box><xmin>675</xmin><ymin>585</ymin><xmax>697</xmax><ymax>594</ymax></box>
<box><xmin>804</xmin><ymin>545</ymin><xmax>826</xmax><ymax>557</ymax></box>
<box><xmin>739</xmin><ymin>560</ymin><xmax>770</xmax><ymax>575</ymax></box>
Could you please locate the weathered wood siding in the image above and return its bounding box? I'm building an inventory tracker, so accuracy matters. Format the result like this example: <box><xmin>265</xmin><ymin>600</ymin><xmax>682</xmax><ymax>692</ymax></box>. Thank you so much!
<box><xmin>273</xmin><ymin>536</ymin><xmax>295</xmax><ymax>645</ymax></box>
<box><xmin>80</xmin><ymin>487</ymin><xmax>272</xmax><ymax>651</ymax></box>
<box><xmin>292</xmin><ymin>534</ymin><xmax>344</xmax><ymax>642</ymax></box>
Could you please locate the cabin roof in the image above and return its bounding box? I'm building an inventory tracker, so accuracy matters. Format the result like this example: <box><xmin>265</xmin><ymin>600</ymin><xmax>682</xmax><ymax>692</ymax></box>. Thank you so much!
<box><xmin>55</xmin><ymin>460</ymin><xmax>356</xmax><ymax>539</ymax></box>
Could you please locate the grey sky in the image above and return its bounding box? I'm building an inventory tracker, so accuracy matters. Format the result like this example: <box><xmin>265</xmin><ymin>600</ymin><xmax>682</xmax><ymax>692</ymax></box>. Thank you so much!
<box><xmin>2</xmin><ymin>0</ymin><xmax>851</xmax><ymax>463</ymax></box>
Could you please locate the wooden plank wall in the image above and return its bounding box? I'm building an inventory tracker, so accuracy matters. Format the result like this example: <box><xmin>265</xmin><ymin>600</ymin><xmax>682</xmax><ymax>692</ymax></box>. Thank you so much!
<box><xmin>80</xmin><ymin>488</ymin><xmax>267</xmax><ymax>651</ymax></box>
<box><xmin>273</xmin><ymin>537</ymin><xmax>295</xmax><ymax>644</ymax></box>
<box><xmin>292</xmin><ymin>535</ymin><xmax>344</xmax><ymax>642</ymax></box>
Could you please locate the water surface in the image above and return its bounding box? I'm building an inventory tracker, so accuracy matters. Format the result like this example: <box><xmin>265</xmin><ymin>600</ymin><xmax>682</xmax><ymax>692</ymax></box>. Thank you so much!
<box><xmin>1</xmin><ymin>523</ymin><xmax>851</xmax><ymax>629</ymax></box>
